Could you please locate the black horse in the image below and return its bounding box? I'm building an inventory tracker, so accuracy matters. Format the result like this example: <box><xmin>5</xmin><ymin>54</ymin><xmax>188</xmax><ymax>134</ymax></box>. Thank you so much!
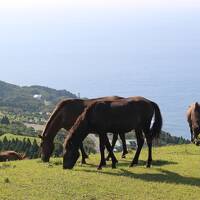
<box><xmin>63</xmin><ymin>96</ymin><xmax>162</xmax><ymax>169</ymax></box>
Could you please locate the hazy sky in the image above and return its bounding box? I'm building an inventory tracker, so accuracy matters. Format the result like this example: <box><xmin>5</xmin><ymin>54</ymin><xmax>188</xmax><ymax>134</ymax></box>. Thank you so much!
<box><xmin>0</xmin><ymin>0</ymin><xmax>200</xmax><ymax>97</ymax></box>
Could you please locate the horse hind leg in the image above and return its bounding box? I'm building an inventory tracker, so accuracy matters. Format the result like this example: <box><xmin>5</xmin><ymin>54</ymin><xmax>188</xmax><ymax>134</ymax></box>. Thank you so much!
<box><xmin>143</xmin><ymin>123</ymin><xmax>153</xmax><ymax>168</ymax></box>
<box><xmin>130</xmin><ymin>129</ymin><xmax>144</xmax><ymax>167</ymax></box>
<box><xmin>119</xmin><ymin>133</ymin><xmax>128</xmax><ymax>158</ymax></box>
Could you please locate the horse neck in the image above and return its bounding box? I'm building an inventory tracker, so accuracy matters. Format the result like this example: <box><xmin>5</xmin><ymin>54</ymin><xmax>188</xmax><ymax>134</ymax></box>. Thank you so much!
<box><xmin>67</xmin><ymin>114</ymin><xmax>89</xmax><ymax>148</ymax></box>
<box><xmin>43</xmin><ymin>113</ymin><xmax>63</xmax><ymax>141</ymax></box>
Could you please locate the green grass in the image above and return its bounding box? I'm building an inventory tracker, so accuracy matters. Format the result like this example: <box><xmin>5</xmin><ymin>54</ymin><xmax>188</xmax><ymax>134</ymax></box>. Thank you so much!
<box><xmin>0</xmin><ymin>133</ymin><xmax>40</xmax><ymax>144</ymax></box>
<box><xmin>0</xmin><ymin>144</ymin><xmax>200</xmax><ymax>200</ymax></box>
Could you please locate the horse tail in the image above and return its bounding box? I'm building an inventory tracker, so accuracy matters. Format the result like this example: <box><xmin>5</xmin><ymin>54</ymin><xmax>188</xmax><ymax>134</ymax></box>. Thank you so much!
<box><xmin>150</xmin><ymin>102</ymin><xmax>163</xmax><ymax>138</ymax></box>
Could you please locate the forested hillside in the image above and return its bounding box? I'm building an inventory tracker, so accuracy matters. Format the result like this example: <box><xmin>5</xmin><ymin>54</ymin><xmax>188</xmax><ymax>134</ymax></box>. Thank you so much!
<box><xmin>0</xmin><ymin>80</ymin><xmax>77</xmax><ymax>112</ymax></box>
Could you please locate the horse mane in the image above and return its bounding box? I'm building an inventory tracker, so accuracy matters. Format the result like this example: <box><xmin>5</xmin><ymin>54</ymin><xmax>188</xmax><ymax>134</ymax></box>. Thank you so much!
<box><xmin>41</xmin><ymin>98</ymin><xmax>80</xmax><ymax>137</ymax></box>
<box><xmin>66</xmin><ymin>102</ymin><xmax>96</xmax><ymax>145</ymax></box>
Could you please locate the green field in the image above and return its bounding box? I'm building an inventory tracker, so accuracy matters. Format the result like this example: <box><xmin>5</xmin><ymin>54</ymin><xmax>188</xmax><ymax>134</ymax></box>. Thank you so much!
<box><xmin>0</xmin><ymin>144</ymin><xmax>200</xmax><ymax>200</ymax></box>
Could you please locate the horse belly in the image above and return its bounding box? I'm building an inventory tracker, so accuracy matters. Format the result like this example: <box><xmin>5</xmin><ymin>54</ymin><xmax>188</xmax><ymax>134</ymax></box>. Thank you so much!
<box><xmin>95</xmin><ymin>116</ymin><xmax>136</xmax><ymax>133</ymax></box>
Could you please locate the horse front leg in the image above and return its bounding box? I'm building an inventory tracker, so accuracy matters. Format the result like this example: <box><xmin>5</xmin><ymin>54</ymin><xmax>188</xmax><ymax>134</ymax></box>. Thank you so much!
<box><xmin>130</xmin><ymin>129</ymin><xmax>144</xmax><ymax>167</ymax></box>
<box><xmin>106</xmin><ymin>133</ymin><xmax>118</xmax><ymax>161</ymax></box>
<box><xmin>189</xmin><ymin>123</ymin><xmax>194</xmax><ymax>143</ymax></box>
<box><xmin>103</xmin><ymin>133</ymin><xmax>118</xmax><ymax>169</ymax></box>
<box><xmin>119</xmin><ymin>133</ymin><xmax>128</xmax><ymax>158</ymax></box>
<box><xmin>80</xmin><ymin>143</ymin><xmax>88</xmax><ymax>164</ymax></box>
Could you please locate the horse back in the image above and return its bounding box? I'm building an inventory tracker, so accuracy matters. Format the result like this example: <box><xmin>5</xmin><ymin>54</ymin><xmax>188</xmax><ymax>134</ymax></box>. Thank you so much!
<box><xmin>87</xmin><ymin>98</ymin><xmax>154</xmax><ymax>132</ymax></box>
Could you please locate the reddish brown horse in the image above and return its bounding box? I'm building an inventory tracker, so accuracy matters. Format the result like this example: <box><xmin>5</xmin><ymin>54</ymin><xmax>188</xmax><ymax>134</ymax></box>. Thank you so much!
<box><xmin>0</xmin><ymin>151</ymin><xmax>26</xmax><ymax>162</ymax></box>
<box><xmin>39</xmin><ymin>96</ymin><xmax>126</xmax><ymax>164</ymax></box>
<box><xmin>187</xmin><ymin>102</ymin><xmax>200</xmax><ymax>145</ymax></box>
<box><xmin>63</xmin><ymin>96</ymin><xmax>162</xmax><ymax>169</ymax></box>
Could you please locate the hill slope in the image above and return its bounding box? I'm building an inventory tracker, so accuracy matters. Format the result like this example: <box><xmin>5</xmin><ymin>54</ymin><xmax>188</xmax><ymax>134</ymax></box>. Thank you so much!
<box><xmin>0</xmin><ymin>144</ymin><xmax>200</xmax><ymax>200</ymax></box>
<box><xmin>0</xmin><ymin>80</ymin><xmax>77</xmax><ymax>112</ymax></box>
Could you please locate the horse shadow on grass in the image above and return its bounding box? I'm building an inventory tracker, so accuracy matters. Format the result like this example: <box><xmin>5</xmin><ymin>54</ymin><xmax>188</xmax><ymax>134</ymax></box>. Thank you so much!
<box><xmin>85</xmin><ymin>159</ymin><xmax>178</xmax><ymax>169</ymax></box>
<box><xmin>79</xmin><ymin>167</ymin><xmax>200</xmax><ymax>187</ymax></box>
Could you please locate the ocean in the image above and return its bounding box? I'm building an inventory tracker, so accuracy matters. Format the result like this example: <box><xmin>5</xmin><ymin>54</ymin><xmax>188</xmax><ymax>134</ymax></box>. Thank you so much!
<box><xmin>70</xmin><ymin>65</ymin><xmax>200</xmax><ymax>140</ymax></box>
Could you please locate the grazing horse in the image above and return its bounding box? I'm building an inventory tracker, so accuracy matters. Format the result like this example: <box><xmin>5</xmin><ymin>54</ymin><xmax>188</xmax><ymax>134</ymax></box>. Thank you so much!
<box><xmin>187</xmin><ymin>102</ymin><xmax>200</xmax><ymax>145</ymax></box>
<box><xmin>39</xmin><ymin>96</ymin><xmax>126</xmax><ymax>164</ymax></box>
<box><xmin>0</xmin><ymin>151</ymin><xmax>25</xmax><ymax>162</ymax></box>
<box><xmin>63</xmin><ymin>96</ymin><xmax>162</xmax><ymax>169</ymax></box>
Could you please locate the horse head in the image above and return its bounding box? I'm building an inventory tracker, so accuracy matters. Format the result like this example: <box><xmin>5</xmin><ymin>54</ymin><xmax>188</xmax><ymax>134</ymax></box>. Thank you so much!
<box><xmin>63</xmin><ymin>138</ymin><xmax>80</xmax><ymax>169</ymax></box>
<box><xmin>39</xmin><ymin>134</ymin><xmax>55</xmax><ymax>162</ymax></box>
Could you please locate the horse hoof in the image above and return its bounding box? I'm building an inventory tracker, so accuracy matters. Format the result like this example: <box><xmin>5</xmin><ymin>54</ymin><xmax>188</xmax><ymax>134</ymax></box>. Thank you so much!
<box><xmin>81</xmin><ymin>160</ymin><xmax>86</xmax><ymax>165</ymax></box>
<box><xmin>106</xmin><ymin>157</ymin><xmax>110</xmax><ymax>161</ymax></box>
<box><xmin>97</xmin><ymin>166</ymin><xmax>102</xmax><ymax>170</ymax></box>
<box><xmin>121</xmin><ymin>155</ymin><xmax>126</xmax><ymax>159</ymax></box>
<box><xmin>84</xmin><ymin>155</ymin><xmax>89</xmax><ymax>159</ymax></box>
<box><xmin>146</xmin><ymin>165</ymin><xmax>151</xmax><ymax>168</ymax></box>
<box><xmin>130</xmin><ymin>161</ymin><xmax>138</xmax><ymax>167</ymax></box>
<box><xmin>112</xmin><ymin>165</ymin><xmax>117</xmax><ymax>169</ymax></box>
<box><xmin>102</xmin><ymin>161</ymin><xmax>106</xmax><ymax>166</ymax></box>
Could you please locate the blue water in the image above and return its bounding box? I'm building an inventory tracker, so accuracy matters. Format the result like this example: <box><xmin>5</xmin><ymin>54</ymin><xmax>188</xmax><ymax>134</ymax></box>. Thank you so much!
<box><xmin>68</xmin><ymin>64</ymin><xmax>200</xmax><ymax>140</ymax></box>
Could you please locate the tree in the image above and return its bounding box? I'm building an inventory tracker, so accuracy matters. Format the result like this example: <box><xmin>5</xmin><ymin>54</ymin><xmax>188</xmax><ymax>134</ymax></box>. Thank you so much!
<box><xmin>1</xmin><ymin>116</ymin><xmax>10</xmax><ymax>125</ymax></box>
<box><xmin>83</xmin><ymin>137</ymin><xmax>96</xmax><ymax>154</ymax></box>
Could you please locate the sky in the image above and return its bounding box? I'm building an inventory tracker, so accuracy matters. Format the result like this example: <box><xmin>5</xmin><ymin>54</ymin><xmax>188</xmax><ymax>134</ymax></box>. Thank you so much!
<box><xmin>0</xmin><ymin>0</ymin><xmax>200</xmax><ymax>97</ymax></box>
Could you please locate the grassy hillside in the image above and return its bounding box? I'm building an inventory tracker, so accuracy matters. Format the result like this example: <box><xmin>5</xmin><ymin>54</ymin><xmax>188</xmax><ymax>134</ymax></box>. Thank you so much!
<box><xmin>0</xmin><ymin>144</ymin><xmax>200</xmax><ymax>200</ymax></box>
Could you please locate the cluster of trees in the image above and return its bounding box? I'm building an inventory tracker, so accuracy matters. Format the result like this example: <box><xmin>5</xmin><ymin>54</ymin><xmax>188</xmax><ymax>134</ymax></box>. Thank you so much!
<box><xmin>0</xmin><ymin>121</ymin><xmax>37</xmax><ymax>137</ymax></box>
<box><xmin>0</xmin><ymin>135</ymin><xmax>96</xmax><ymax>160</ymax></box>
<box><xmin>0</xmin><ymin>136</ymin><xmax>40</xmax><ymax>158</ymax></box>
<box><xmin>1</xmin><ymin>116</ymin><xmax>10</xmax><ymax>125</ymax></box>
<box><xmin>158</xmin><ymin>131</ymin><xmax>190</xmax><ymax>146</ymax></box>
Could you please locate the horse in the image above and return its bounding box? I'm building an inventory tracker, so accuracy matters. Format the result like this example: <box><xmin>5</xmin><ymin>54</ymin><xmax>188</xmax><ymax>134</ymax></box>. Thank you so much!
<box><xmin>38</xmin><ymin>96</ymin><xmax>127</xmax><ymax>164</ymax></box>
<box><xmin>63</xmin><ymin>96</ymin><xmax>162</xmax><ymax>169</ymax></box>
<box><xmin>187</xmin><ymin>102</ymin><xmax>200</xmax><ymax>145</ymax></box>
<box><xmin>0</xmin><ymin>151</ymin><xmax>26</xmax><ymax>162</ymax></box>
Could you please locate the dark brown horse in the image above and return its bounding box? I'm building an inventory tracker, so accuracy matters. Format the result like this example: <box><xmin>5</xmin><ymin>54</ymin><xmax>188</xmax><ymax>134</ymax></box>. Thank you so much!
<box><xmin>0</xmin><ymin>151</ymin><xmax>26</xmax><ymax>162</ymax></box>
<box><xmin>63</xmin><ymin>96</ymin><xmax>162</xmax><ymax>169</ymax></box>
<box><xmin>187</xmin><ymin>102</ymin><xmax>200</xmax><ymax>145</ymax></box>
<box><xmin>39</xmin><ymin>96</ymin><xmax>126</xmax><ymax>164</ymax></box>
